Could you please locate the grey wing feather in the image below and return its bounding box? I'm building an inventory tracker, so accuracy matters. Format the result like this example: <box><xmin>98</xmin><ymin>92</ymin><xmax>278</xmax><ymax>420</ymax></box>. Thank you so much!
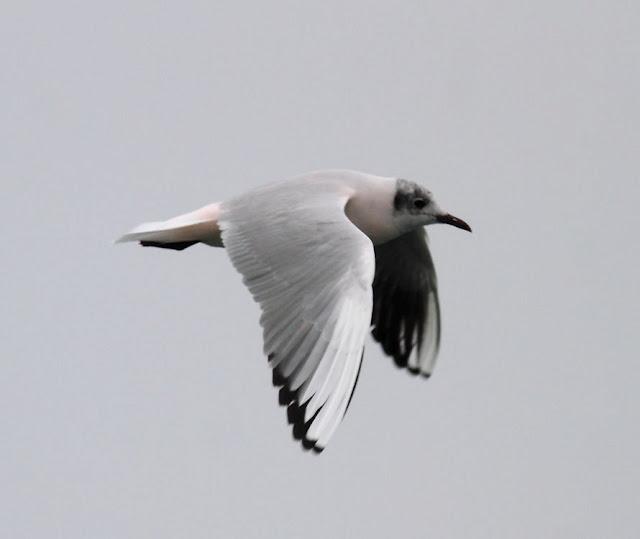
<box><xmin>371</xmin><ymin>227</ymin><xmax>441</xmax><ymax>377</ymax></box>
<box><xmin>219</xmin><ymin>178</ymin><xmax>374</xmax><ymax>452</ymax></box>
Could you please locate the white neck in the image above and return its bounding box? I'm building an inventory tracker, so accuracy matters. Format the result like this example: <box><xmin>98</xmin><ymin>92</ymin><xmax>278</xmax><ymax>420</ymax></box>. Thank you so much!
<box><xmin>343</xmin><ymin>173</ymin><xmax>402</xmax><ymax>245</ymax></box>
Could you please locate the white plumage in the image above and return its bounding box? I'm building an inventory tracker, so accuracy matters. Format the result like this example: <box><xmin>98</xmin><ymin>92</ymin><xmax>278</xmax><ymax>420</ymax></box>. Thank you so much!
<box><xmin>117</xmin><ymin>169</ymin><xmax>471</xmax><ymax>452</ymax></box>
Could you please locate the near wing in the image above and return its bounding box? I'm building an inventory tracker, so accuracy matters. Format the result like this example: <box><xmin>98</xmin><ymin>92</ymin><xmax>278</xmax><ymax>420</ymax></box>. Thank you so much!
<box><xmin>371</xmin><ymin>227</ymin><xmax>441</xmax><ymax>377</ymax></box>
<box><xmin>219</xmin><ymin>180</ymin><xmax>374</xmax><ymax>452</ymax></box>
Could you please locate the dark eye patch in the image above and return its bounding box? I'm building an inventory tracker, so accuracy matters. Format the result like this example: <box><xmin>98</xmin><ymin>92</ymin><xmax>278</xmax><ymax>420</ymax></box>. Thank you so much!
<box><xmin>413</xmin><ymin>198</ymin><xmax>427</xmax><ymax>209</ymax></box>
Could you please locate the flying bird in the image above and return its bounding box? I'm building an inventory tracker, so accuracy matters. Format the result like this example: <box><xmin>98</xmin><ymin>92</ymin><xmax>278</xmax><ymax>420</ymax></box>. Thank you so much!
<box><xmin>117</xmin><ymin>170</ymin><xmax>471</xmax><ymax>452</ymax></box>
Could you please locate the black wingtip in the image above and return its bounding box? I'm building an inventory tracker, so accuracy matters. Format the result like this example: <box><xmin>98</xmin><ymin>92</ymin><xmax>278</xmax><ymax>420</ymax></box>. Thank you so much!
<box><xmin>271</xmin><ymin>369</ymin><xmax>323</xmax><ymax>453</ymax></box>
<box><xmin>278</xmin><ymin>387</ymin><xmax>292</xmax><ymax>406</ymax></box>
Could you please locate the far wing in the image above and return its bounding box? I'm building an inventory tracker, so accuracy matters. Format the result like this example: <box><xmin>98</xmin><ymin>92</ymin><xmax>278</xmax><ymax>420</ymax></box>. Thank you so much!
<box><xmin>219</xmin><ymin>179</ymin><xmax>374</xmax><ymax>452</ymax></box>
<box><xmin>371</xmin><ymin>227</ymin><xmax>441</xmax><ymax>377</ymax></box>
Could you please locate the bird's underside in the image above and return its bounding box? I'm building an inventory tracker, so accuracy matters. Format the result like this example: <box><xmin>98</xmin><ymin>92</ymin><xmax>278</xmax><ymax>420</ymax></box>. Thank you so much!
<box><xmin>117</xmin><ymin>170</ymin><xmax>449</xmax><ymax>452</ymax></box>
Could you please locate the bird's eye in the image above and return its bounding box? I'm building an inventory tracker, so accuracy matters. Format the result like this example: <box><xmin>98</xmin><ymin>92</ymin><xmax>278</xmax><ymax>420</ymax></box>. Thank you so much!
<box><xmin>413</xmin><ymin>198</ymin><xmax>427</xmax><ymax>209</ymax></box>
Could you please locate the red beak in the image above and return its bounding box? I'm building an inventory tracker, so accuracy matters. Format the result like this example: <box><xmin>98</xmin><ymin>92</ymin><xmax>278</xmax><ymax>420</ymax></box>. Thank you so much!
<box><xmin>436</xmin><ymin>213</ymin><xmax>472</xmax><ymax>232</ymax></box>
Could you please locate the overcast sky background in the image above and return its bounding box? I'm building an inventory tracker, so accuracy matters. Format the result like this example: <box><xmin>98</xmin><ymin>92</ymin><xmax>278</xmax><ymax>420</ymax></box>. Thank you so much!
<box><xmin>2</xmin><ymin>1</ymin><xmax>639</xmax><ymax>537</ymax></box>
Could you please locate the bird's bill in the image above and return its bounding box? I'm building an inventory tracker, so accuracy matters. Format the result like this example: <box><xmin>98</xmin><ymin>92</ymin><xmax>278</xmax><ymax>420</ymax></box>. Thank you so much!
<box><xmin>436</xmin><ymin>213</ymin><xmax>472</xmax><ymax>232</ymax></box>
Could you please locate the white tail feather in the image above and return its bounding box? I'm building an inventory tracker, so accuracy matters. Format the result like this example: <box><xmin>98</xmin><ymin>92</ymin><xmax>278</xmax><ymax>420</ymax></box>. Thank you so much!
<box><xmin>116</xmin><ymin>202</ymin><xmax>223</xmax><ymax>247</ymax></box>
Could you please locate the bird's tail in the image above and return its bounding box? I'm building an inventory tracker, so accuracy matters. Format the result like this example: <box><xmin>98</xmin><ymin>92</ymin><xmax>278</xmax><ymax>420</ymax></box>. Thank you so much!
<box><xmin>115</xmin><ymin>202</ymin><xmax>223</xmax><ymax>250</ymax></box>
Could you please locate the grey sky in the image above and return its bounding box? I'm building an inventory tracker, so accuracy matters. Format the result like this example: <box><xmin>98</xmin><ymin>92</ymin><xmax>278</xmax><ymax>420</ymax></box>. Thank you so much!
<box><xmin>2</xmin><ymin>1</ymin><xmax>639</xmax><ymax>537</ymax></box>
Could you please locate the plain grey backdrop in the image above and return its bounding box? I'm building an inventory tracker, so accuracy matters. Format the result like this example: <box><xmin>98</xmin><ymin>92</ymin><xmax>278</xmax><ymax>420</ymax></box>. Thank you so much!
<box><xmin>2</xmin><ymin>1</ymin><xmax>639</xmax><ymax>537</ymax></box>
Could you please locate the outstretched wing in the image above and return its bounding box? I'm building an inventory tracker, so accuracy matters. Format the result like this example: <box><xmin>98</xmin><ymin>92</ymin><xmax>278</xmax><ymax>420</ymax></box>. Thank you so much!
<box><xmin>371</xmin><ymin>227</ymin><xmax>441</xmax><ymax>377</ymax></box>
<box><xmin>219</xmin><ymin>179</ymin><xmax>374</xmax><ymax>452</ymax></box>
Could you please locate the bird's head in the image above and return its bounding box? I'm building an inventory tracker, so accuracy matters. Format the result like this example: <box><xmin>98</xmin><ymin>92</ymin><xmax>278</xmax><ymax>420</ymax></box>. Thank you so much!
<box><xmin>393</xmin><ymin>179</ymin><xmax>472</xmax><ymax>233</ymax></box>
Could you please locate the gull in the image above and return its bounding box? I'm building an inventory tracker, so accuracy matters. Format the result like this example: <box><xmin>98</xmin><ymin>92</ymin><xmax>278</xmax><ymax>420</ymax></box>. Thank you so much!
<box><xmin>117</xmin><ymin>169</ymin><xmax>471</xmax><ymax>452</ymax></box>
